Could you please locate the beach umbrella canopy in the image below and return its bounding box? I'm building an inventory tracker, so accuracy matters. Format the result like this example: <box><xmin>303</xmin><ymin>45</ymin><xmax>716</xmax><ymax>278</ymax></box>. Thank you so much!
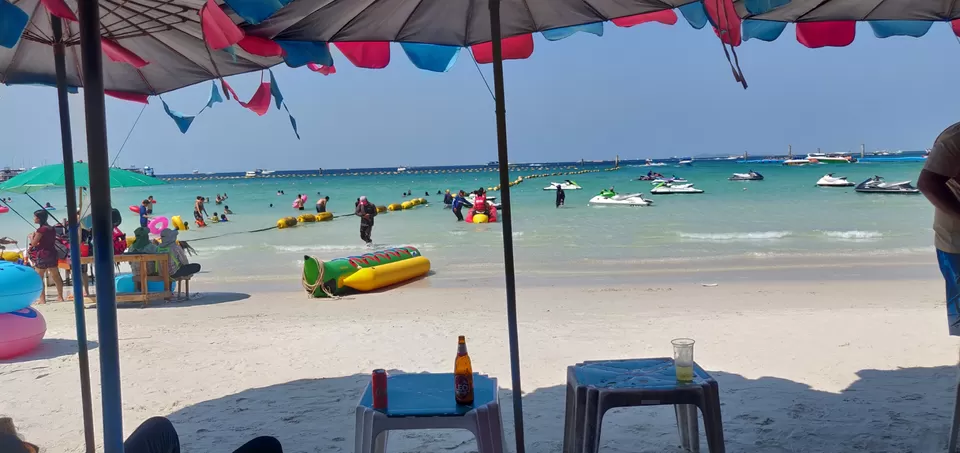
<box><xmin>734</xmin><ymin>0</ymin><xmax>960</xmax><ymax>22</ymax></box>
<box><xmin>0</xmin><ymin>0</ymin><xmax>283</xmax><ymax>95</ymax></box>
<box><xmin>0</xmin><ymin>162</ymin><xmax>165</xmax><ymax>194</ymax></box>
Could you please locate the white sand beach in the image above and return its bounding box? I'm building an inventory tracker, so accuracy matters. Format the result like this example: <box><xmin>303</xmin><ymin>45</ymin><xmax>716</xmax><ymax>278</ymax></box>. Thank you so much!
<box><xmin>2</xmin><ymin>274</ymin><xmax>958</xmax><ymax>453</ymax></box>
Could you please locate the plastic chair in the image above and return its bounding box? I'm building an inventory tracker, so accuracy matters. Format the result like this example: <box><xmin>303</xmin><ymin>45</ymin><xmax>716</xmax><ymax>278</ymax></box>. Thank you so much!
<box><xmin>563</xmin><ymin>358</ymin><xmax>725</xmax><ymax>453</ymax></box>
<box><xmin>354</xmin><ymin>373</ymin><xmax>505</xmax><ymax>453</ymax></box>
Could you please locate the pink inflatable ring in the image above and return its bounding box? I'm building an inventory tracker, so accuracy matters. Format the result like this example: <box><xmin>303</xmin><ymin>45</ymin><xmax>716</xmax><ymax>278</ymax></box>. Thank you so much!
<box><xmin>148</xmin><ymin>216</ymin><xmax>169</xmax><ymax>235</ymax></box>
<box><xmin>0</xmin><ymin>307</ymin><xmax>46</xmax><ymax>359</ymax></box>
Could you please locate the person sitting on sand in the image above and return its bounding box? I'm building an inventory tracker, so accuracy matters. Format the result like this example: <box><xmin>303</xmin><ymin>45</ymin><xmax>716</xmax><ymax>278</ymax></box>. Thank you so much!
<box><xmin>0</xmin><ymin>416</ymin><xmax>282</xmax><ymax>453</ymax></box>
<box><xmin>223</xmin><ymin>206</ymin><xmax>233</xmax><ymax>215</ymax></box>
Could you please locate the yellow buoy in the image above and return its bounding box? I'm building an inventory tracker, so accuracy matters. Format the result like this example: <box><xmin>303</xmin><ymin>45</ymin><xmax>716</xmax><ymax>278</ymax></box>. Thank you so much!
<box><xmin>417</xmin><ymin>198</ymin><xmax>426</xmax><ymax>204</ymax></box>
<box><xmin>277</xmin><ymin>217</ymin><xmax>298</xmax><ymax>229</ymax></box>
<box><xmin>401</xmin><ymin>201</ymin><xmax>413</xmax><ymax>209</ymax></box>
<box><xmin>473</xmin><ymin>213</ymin><xmax>489</xmax><ymax>223</ymax></box>
<box><xmin>387</xmin><ymin>203</ymin><xmax>402</xmax><ymax>211</ymax></box>
<box><xmin>376</xmin><ymin>205</ymin><xmax>387</xmax><ymax>213</ymax></box>
<box><xmin>298</xmin><ymin>213</ymin><xmax>317</xmax><ymax>223</ymax></box>
<box><xmin>341</xmin><ymin>256</ymin><xmax>431</xmax><ymax>292</ymax></box>
<box><xmin>316</xmin><ymin>212</ymin><xmax>333</xmax><ymax>221</ymax></box>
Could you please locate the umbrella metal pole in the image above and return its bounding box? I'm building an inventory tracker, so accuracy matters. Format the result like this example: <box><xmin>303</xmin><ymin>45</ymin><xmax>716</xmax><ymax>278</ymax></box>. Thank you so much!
<box><xmin>77</xmin><ymin>0</ymin><xmax>125</xmax><ymax>451</ymax></box>
<box><xmin>52</xmin><ymin>16</ymin><xmax>96</xmax><ymax>453</ymax></box>
<box><xmin>487</xmin><ymin>0</ymin><xmax>525</xmax><ymax>452</ymax></box>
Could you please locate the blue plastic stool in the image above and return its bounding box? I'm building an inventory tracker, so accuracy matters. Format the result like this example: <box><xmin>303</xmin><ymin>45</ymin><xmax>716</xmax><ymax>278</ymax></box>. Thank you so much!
<box><xmin>354</xmin><ymin>373</ymin><xmax>505</xmax><ymax>453</ymax></box>
<box><xmin>563</xmin><ymin>358</ymin><xmax>725</xmax><ymax>453</ymax></box>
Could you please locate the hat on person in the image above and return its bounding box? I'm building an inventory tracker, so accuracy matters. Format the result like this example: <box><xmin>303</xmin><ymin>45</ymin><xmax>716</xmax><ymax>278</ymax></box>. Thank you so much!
<box><xmin>159</xmin><ymin>229</ymin><xmax>178</xmax><ymax>248</ymax></box>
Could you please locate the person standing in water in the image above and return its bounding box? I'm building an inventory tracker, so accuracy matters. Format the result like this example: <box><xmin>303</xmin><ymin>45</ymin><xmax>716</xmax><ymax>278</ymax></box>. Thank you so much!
<box><xmin>138</xmin><ymin>199</ymin><xmax>150</xmax><ymax>228</ymax></box>
<box><xmin>443</xmin><ymin>190</ymin><xmax>453</xmax><ymax>207</ymax></box>
<box><xmin>355</xmin><ymin>196</ymin><xmax>377</xmax><ymax>245</ymax></box>
<box><xmin>146</xmin><ymin>196</ymin><xmax>156</xmax><ymax>214</ymax></box>
<box><xmin>316</xmin><ymin>196</ymin><xmax>329</xmax><ymax>213</ymax></box>
<box><xmin>194</xmin><ymin>196</ymin><xmax>207</xmax><ymax>221</ymax></box>
<box><xmin>555</xmin><ymin>185</ymin><xmax>565</xmax><ymax>208</ymax></box>
<box><xmin>452</xmin><ymin>190</ymin><xmax>472</xmax><ymax>222</ymax></box>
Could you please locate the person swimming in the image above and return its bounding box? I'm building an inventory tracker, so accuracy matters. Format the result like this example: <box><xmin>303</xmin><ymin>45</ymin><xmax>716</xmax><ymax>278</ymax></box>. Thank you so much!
<box><xmin>223</xmin><ymin>206</ymin><xmax>233</xmax><ymax>214</ymax></box>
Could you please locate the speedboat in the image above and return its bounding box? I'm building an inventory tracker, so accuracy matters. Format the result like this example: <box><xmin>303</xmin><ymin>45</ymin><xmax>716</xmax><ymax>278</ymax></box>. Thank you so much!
<box><xmin>678</xmin><ymin>159</ymin><xmax>693</xmax><ymax>166</ymax></box>
<box><xmin>642</xmin><ymin>159</ymin><xmax>666</xmax><ymax>167</ymax></box>
<box><xmin>783</xmin><ymin>158</ymin><xmax>812</xmax><ymax>166</ymax></box>
<box><xmin>589</xmin><ymin>190</ymin><xmax>653</xmax><ymax>206</ymax></box>
<box><xmin>650</xmin><ymin>183</ymin><xmax>704</xmax><ymax>194</ymax></box>
<box><xmin>543</xmin><ymin>180</ymin><xmax>582</xmax><ymax>190</ymax></box>
<box><xmin>729</xmin><ymin>171</ymin><xmax>763</xmax><ymax>181</ymax></box>
<box><xmin>808</xmin><ymin>153</ymin><xmax>854</xmax><ymax>164</ymax></box>
<box><xmin>816</xmin><ymin>174</ymin><xmax>854</xmax><ymax>187</ymax></box>
<box><xmin>854</xmin><ymin>177</ymin><xmax>920</xmax><ymax>194</ymax></box>
<box><xmin>650</xmin><ymin>177</ymin><xmax>688</xmax><ymax>184</ymax></box>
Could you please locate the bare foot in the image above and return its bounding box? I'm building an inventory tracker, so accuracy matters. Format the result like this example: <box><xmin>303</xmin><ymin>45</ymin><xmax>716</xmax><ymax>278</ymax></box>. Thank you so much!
<box><xmin>56</xmin><ymin>297</ymin><xmax>65</xmax><ymax>302</ymax></box>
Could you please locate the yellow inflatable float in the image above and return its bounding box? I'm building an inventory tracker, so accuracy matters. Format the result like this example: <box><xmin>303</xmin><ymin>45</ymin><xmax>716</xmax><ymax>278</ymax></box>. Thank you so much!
<box><xmin>316</xmin><ymin>212</ymin><xmax>333</xmax><ymax>221</ymax></box>
<box><xmin>298</xmin><ymin>213</ymin><xmax>317</xmax><ymax>223</ymax></box>
<box><xmin>171</xmin><ymin>215</ymin><xmax>188</xmax><ymax>231</ymax></box>
<box><xmin>387</xmin><ymin>203</ymin><xmax>402</xmax><ymax>211</ymax></box>
<box><xmin>1</xmin><ymin>251</ymin><xmax>21</xmax><ymax>262</ymax></box>
<box><xmin>401</xmin><ymin>201</ymin><xmax>413</xmax><ymax>209</ymax></box>
<box><xmin>341</xmin><ymin>256</ymin><xmax>431</xmax><ymax>292</ymax></box>
<box><xmin>376</xmin><ymin>205</ymin><xmax>387</xmax><ymax>213</ymax></box>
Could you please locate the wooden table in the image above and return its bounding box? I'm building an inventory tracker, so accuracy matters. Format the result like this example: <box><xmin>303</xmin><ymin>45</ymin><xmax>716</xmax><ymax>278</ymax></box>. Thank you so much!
<box><xmin>60</xmin><ymin>254</ymin><xmax>171</xmax><ymax>306</ymax></box>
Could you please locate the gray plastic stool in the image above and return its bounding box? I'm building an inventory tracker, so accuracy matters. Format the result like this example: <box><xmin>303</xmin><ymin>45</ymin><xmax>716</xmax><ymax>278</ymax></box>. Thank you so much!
<box><xmin>562</xmin><ymin>358</ymin><xmax>725</xmax><ymax>453</ymax></box>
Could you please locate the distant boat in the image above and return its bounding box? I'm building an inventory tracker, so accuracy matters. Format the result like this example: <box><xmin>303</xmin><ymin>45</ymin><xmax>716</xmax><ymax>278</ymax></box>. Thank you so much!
<box><xmin>397</xmin><ymin>167</ymin><xmax>407</xmax><ymax>172</ymax></box>
<box><xmin>192</xmin><ymin>170</ymin><xmax>200</xmax><ymax>175</ymax></box>
<box><xmin>783</xmin><ymin>158</ymin><xmax>811</xmax><ymax>166</ymax></box>
<box><xmin>261</xmin><ymin>170</ymin><xmax>275</xmax><ymax>175</ymax></box>
<box><xmin>642</xmin><ymin>159</ymin><xmax>666</xmax><ymax>167</ymax></box>
<box><xmin>678</xmin><ymin>158</ymin><xmax>693</xmax><ymax>166</ymax></box>
<box><xmin>807</xmin><ymin>153</ymin><xmax>854</xmax><ymax>164</ymax></box>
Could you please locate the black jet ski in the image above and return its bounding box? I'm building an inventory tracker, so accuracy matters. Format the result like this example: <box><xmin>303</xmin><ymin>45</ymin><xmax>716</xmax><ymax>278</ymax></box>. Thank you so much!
<box><xmin>854</xmin><ymin>176</ymin><xmax>920</xmax><ymax>194</ymax></box>
<box><xmin>729</xmin><ymin>171</ymin><xmax>764</xmax><ymax>181</ymax></box>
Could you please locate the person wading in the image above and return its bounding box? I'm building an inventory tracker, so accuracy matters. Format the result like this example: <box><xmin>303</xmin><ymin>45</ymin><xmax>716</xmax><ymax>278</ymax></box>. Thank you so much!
<box><xmin>355</xmin><ymin>196</ymin><xmax>377</xmax><ymax>245</ymax></box>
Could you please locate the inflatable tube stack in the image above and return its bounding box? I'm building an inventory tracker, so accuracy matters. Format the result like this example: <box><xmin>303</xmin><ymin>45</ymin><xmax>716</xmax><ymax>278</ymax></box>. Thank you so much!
<box><xmin>0</xmin><ymin>262</ymin><xmax>45</xmax><ymax>359</ymax></box>
<box><xmin>302</xmin><ymin>246</ymin><xmax>429</xmax><ymax>297</ymax></box>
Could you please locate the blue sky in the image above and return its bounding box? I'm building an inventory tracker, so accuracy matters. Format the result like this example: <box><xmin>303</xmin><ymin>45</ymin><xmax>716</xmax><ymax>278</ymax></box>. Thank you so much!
<box><xmin>0</xmin><ymin>22</ymin><xmax>956</xmax><ymax>174</ymax></box>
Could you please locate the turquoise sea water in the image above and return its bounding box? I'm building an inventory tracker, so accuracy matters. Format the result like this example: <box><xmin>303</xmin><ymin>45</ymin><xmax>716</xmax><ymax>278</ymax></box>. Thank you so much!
<box><xmin>0</xmin><ymin>161</ymin><xmax>933</xmax><ymax>284</ymax></box>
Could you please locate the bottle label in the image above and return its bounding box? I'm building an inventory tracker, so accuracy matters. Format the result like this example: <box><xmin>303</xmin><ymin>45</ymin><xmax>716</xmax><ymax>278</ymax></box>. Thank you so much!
<box><xmin>455</xmin><ymin>374</ymin><xmax>471</xmax><ymax>399</ymax></box>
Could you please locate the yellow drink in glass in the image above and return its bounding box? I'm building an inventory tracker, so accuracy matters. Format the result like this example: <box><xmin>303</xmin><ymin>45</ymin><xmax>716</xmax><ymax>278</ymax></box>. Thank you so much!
<box><xmin>671</xmin><ymin>338</ymin><xmax>695</xmax><ymax>383</ymax></box>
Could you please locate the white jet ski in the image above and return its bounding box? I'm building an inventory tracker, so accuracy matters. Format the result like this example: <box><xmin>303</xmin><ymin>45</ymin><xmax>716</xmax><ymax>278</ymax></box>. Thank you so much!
<box><xmin>817</xmin><ymin>174</ymin><xmax>854</xmax><ymax>187</ymax></box>
<box><xmin>650</xmin><ymin>177</ymin><xmax>688</xmax><ymax>184</ymax></box>
<box><xmin>588</xmin><ymin>190</ymin><xmax>653</xmax><ymax>206</ymax></box>
<box><xmin>466</xmin><ymin>194</ymin><xmax>502</xmax><ymax>208</ymax></box>
<box><xmin>543</xmin><ymin>180</ymin><xmax>582</xmax><ymax>190</ymax></box>
<box><xmin>854</xmin><ymin>176</ymin><xmax>920</xmax><ymax>194</ymax></box>
<box><xmin>650</xmin><ymin>183</ymin><xmax>704</xmax><ymax>194</ymax></box>
<box><xmin>729</xmin><ymin>171</ymin><xmax>763</xmax><ymax>181</ymax></box>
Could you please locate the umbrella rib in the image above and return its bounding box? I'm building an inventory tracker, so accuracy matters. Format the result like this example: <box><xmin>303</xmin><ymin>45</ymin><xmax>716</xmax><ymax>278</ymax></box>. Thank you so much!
<box><xmin>98</xmin><ymin>0</ymin><xmax>194</xmax><ymax>41</ymax></box>
<box><xmin>463</xmin><ymin>0</ymin><xmax>474</xmax><ymax>47</ymax></box>
<box><xmin>392</xmin><ymin>0</ymin><xmax>427</xmax><ymax>42</ymax></box>
<box><xmin>326</xmin><ymin>0</ymin><xmax>380</xmax><ymax>41</ymax></box>
<box><xmin>793</xmin><ymin>0</ymin><xmax>832</xmax><ymax>22</ymax></box>
<box><xmin>517</xmin><ymin>0</ymin><xmax>539</xmax><ymax>31</ymax></box>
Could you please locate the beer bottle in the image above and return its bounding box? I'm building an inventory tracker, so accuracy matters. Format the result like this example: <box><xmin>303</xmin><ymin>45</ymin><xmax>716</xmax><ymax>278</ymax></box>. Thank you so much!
<box><xmin>454</xmin><ymin>335</ymin><xmax>474</xmax><ymax>405</ymax></box>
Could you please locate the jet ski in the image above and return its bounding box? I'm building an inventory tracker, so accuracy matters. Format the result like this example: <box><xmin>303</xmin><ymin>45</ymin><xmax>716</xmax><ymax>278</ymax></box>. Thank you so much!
<box><xmin>466</xmin><ymin>194</ymin><xmax>502</xmax><ymax>208</ymax></box>
<box><xmin>817</xmin><ymin>174</ymin><xmax>854</xmax><ymax>187</ymax></box>
<box><xmin>854</xmin><ymin>176</ymin><xmax>920</xmax><ymax>194</ymax></box>
<box><xmin>543</xmin><ymin>180</ymin><xmax>582</xmax><ymax>190</ymax></box>
<box><xmin>650</xmin><ymin>177</ymin><xmax>688</xmax><ymax>184</ymax></box>
<box><xmin>729</xmin><ymin>171</ymin><xmax>763</xmax><ymax>181</ymax></box>
<box><xmin>650</xmin><ymin>183</ymin><xmax>704</xmax><ymax>194</ymax></box>
<box><xmin>589</xmin><ymin>190</ymin><xmax>653</xmax><ymax>206</ymax></box>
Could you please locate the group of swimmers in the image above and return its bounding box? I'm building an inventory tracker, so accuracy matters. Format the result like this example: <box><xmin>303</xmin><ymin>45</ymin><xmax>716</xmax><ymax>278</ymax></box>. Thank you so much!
<box><xmin>192</xmin><ymin>195</ymin><xmax>232</xmax><ymax>227</ymax></box>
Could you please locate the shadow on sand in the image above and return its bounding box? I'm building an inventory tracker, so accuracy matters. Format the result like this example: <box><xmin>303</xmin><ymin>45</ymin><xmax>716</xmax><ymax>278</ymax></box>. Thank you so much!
<box><xmin>161</xmin><ymin>365</ymin><xmax>959</xmax><ymax>453</ymax></box>
<box><xmin>0</xmin><ymin>338</ymin><xmax>99</xmax><ymax>364</ymax></box>
<box><xmin>109</xmin><ymin>292</ymin><xmax>251</xmax><ymax>309</ymax></box>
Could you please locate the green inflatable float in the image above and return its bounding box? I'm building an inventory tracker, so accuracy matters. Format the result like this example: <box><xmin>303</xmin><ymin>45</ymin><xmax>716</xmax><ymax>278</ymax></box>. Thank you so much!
<box><xmin>302</xmin><ymin>246</ymin><xmax>422</xmax><ymax>297</ymax></box>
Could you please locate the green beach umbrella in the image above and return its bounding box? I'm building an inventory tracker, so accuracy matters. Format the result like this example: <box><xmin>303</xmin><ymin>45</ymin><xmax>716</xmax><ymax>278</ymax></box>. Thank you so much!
<box><xmin>0</xmin><ymin>162</ymin><xmax>165</xmax><ymax>194</ymax></box>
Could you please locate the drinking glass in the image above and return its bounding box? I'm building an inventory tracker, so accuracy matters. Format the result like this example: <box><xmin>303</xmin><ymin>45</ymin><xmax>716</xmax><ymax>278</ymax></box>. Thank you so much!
<box><xmin>671</xmin><ymin>338</ymin><xmax>695</xmax><ymax>382</ymax></box>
